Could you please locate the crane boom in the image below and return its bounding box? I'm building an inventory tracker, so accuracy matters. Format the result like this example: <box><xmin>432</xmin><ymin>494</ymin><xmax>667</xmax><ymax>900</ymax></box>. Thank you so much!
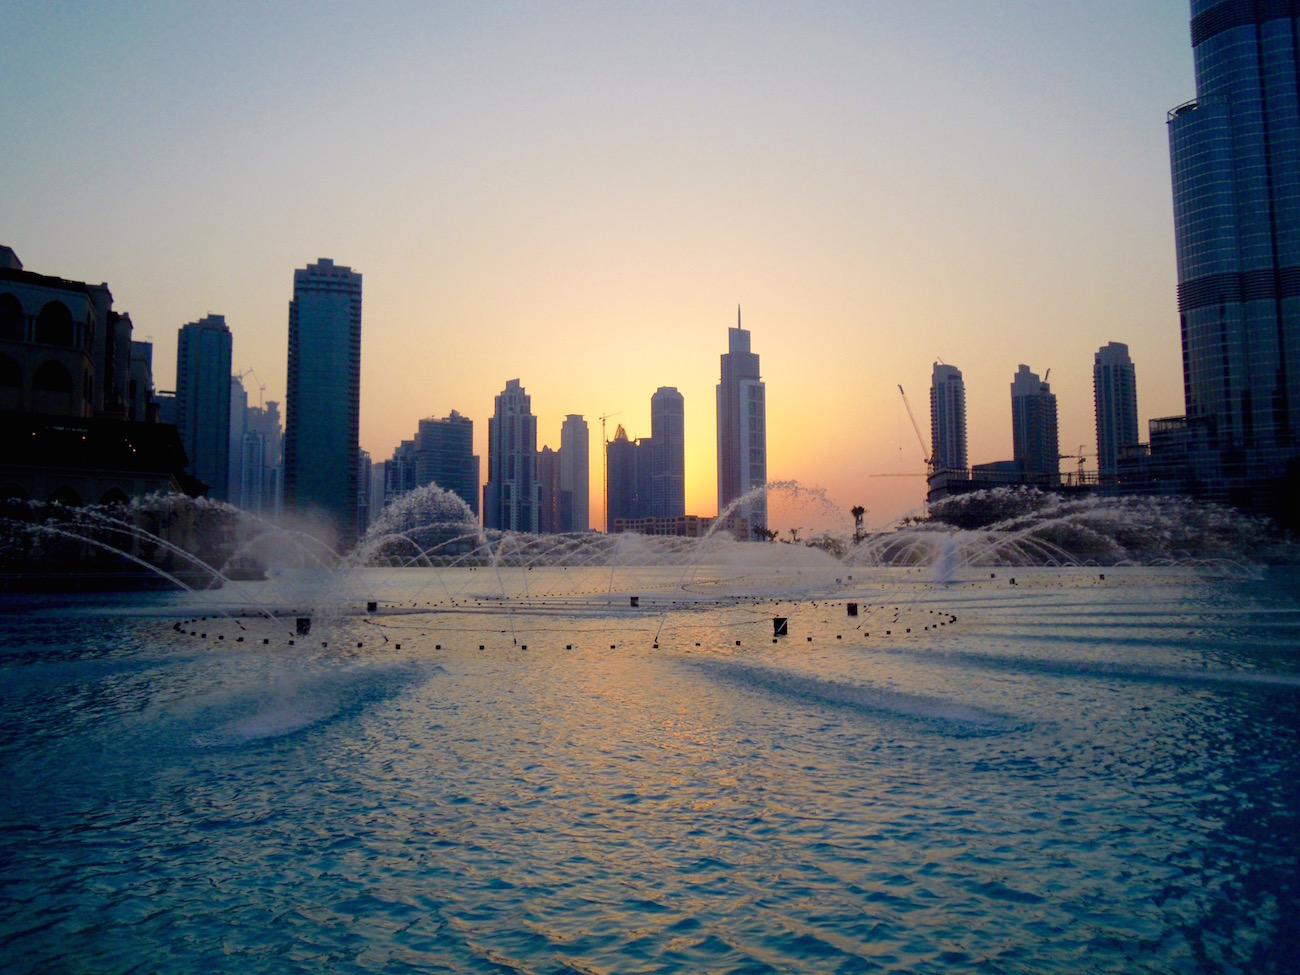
<box><xmin>897</xmin><ymin>385</ymin><xmax>931</xmax><ymax>469</ymax></box>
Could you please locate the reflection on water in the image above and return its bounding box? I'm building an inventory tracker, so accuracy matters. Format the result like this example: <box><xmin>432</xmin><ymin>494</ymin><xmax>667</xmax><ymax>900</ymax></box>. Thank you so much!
<box><xmin>1</xmin><ymin>566</ymin><xmax>1298</xmax><ymax>973</ymax></box>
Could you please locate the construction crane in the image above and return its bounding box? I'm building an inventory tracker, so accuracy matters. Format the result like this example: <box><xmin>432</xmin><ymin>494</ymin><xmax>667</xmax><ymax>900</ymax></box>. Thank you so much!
<box><xmin>598</xmin><ymin>411</ymin><xmax>621</xmax><ymax>532</ymax></box>
<box><xmin>897</xmin><ymin>385</ymin><xmax>932</xmax><ymax>473</ymax></box>
<box><xmin>237</xmin><ymin>368</ymin><xmax>266</xmax><ymax>408</ymax></box>
<box><xmin>1059</xmin><ymin>444</ymin><xmax>1087</xmax><ymax>484</ymax></box>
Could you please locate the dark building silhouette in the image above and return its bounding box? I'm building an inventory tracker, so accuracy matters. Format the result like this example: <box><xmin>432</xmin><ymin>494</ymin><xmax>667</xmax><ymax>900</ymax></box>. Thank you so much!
<box><xmin>1011</xmin><ymin>364</ymin><xmax>1059</xmax><ymax>485</ymax></box>
<box><xmin>0</xmin><ymin>246</ymin><xmax>189</xmax><ymax>505</ymax></box>
<box><xmin>1094</xmin><ymin>342</ymin><xmax>1138</xmax><ymax>479</ymax></box>
<box><xmin>716</xmin><ymin>310</ymin><xmax>766</xmax><ymax>529</ymax></box>
<box><xmin>650</xmin><ymin>387</ymin><xmax>685</xmax><ymax>519</ymax></box>
<box><xmin>175</xmin><ymin>314</ymin><xmax>232</xmax><ymax>500</ymax></box>
<box><xmin>484</xmin><ymin>379</ymin><xmax>539</xmax><ymax>532</ymax></box>
<box><xmin>284</xmin><ymin>258</ymin><xmax>362</xmax><ymax>549</ymax></box>
<box><xmin>416</xmin><ymin>411</ymin><xmax>479</xmax><ymax>518</ymax></box>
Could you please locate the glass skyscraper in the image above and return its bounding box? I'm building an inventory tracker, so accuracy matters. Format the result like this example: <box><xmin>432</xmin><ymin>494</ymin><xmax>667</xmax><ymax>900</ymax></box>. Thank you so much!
<box><xmin>929</xmin><ymin>363</ymin><xmax>967</xmax><ymax>473</ymax></box>
<box><xmin>1093</xmin><ymin>342</ymin><xmax>1139</xmax><ymax>479</ymax></box>
<box><xmin>483</xmin><ymin>378</ymin><xmax>539</xmax><ymax>533</ymax></box>
<box><xmin>284</xmin><ymin>258</ymin><xmax>362</xmax><ymax>550</ymax></box>
<box><xmin>175</xmin><ymin>314</ymin><xmax>232</xmax><ymax>501</ymax></box>
<box><xmin>649</xmin><ymin>386</ymin><xmax>685</xmax><ymax>519</ymax></box>
<box><xmin>1010</xmin><ymin>364</ymin><xmax>1059</xmax><ymax>485</ymax></box>
<box><xmin>1168</xmin><ymin>1</ymin><xmax>1300</xmax><ymax>502</ymax></box>
<box><xmin>716</xmin><ymin>311</ymin><xmax>766</xmax><ymax>532</ymax></box>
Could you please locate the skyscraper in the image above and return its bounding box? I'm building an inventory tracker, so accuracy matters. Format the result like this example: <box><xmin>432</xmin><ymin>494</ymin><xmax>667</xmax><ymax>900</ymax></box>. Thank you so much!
<box><xmin>1168</xmin><ymin>2</ymin><xmax>1300</xmax><ymax>502</ymax></box>
<box><xmin>416</xmin><ymin>411</ymin><xmax>479</xmax><ymax>518</ymax></box>
<box><xmin>175</xmin><ymin>314</ymin><xmax>232</xmax><ymax>500</ymax></box>
<box><xmin>650</xmin><ymin>387</ymin><xmax>685</xmax><ymax>518</ymax></box>
<box><xmin>929</xmin><ymin>363</ymin><xmax>967</xmax><ymax>473</ymax></box>
<box><xmin>716</xmin><ymin>310</ymin><xmax>766</xmax><ymax>531</ymax></box>
<box><xmin>1094</xmin><ymin>342</ymin><xmax>1139</xmax><ymax>479</ymax></box>
<box><xmin>1010</xmin><ymin>364</ymin><xmax>1059</xmax><ymax>485</ymax></box>
<box><xmin>559</xmin><ymin>414</ymin><xmax>589</xmax><ymax>532</ymax></box>
<box><xmin>284</xmin><ymin>258</ymin><xmax>362</xmax><ymax>549</ymax></box>
<box><xmin>605</xmin><ymin>424</ymin><xmax>641</xmax><ymax>531</ymax></box>
<box><xmin>483</xmin><ymin>378</ymin><xmax>539</xmax><ymax>532</ymax></box>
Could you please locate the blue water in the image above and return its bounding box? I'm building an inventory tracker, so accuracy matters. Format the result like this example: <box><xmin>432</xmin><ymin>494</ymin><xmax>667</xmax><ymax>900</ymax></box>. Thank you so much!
<box><xmin>2</xmin><ymin>565</ymin><xmax>1298</xmax><ymax>973</ymax></box>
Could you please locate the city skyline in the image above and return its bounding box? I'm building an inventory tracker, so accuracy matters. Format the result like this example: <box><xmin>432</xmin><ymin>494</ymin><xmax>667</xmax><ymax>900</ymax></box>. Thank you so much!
<box><xmin>1</xmin><ymin>2</ymin><xmax>1196</xmax><ymax>528</ymax></box>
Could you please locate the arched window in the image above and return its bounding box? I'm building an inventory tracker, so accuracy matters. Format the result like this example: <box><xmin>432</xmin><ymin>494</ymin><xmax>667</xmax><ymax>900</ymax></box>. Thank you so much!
<box><xmin>0</xmin><ymin>483</ymin><xmax>28</xmax><ymax>501</ymax></box>
<box><xmin>32</xmin><ymin>360</ymin><xmax>73</xmax><ymax>392</ymax></box>
<box><xmin>99</xmin><ymin>487</ymin><xmax>130</xmax><ymax>506</ymax></box>
<box><xmin>34</xmin><ymin>301</ymin><xmax>74</xmax><ymax>347</ymax></box>
<box><xmin>0</xmin><ymin>293</ymin><xmax>23</xmax><ymax>342</ymax></box>
<box><xmin>48</xmin><ymin>486</ymin><xmax>83</xmax><ymax>506</ymax></box>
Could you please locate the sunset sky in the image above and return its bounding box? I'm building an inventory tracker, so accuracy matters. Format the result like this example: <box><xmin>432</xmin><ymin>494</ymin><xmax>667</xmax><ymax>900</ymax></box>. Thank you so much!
<box><xmin>1</xmin><ymin>1</ymin><xmax>1195</xmax><ymax>531</ymax></box>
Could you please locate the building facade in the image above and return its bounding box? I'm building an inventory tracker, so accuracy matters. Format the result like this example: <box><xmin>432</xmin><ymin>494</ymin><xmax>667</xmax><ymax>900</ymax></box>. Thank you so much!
<box><xmin>559</xmin><ymin>414</ymin><xmax>589</xmax><ymax>532</ymax></box>
<box><xmin>284</xmin><ymin>258</ymin><xmax>362</xmax><ymax>550</ymax></box>
<box><xmin>1010</xmin><ymin>364</ymin><xmax>1059</xmax><ymax>485</ymax></box>
<box><xmin>483</xmin><ymin>378</ymin><xmax>539</xmax><ymax>533</ymax></box>
<box><xmin>1167</xmin><ymin>1</ymin><xmax>1300</xmax><ymax>507</ymax></box>
<box><xmin>175</xmin><ymin>315</ymin><xmax>233</xmax><ymax>501</ymax></box>
<box><xmin>416</xmin><ymin>411</ymin><xmax>479</xmax><ymax>518</ymax></box>
<box><xmin>716</xmin><ymin>311</ymin><xmax>767</xmax><ymax>530</ymax></box>
<box><xmin>649</xmin><ymin>387</ymin><xmax>685</xmax><ymax>519</ymax></box>
<box><xmin>929</xmin><ymin>363</ymin><xmax>967</xmax><ymax>473</ymax></box>
<box><xmin>1093</xmin><ymin>342</ymin><xmax>1139</xmax><ymax>479</ymax></box>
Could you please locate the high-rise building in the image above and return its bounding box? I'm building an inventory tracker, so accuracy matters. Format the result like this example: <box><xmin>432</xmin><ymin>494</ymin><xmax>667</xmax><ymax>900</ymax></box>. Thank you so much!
<box><xmin>416</xmin><ymin>411</ymin><xmax>479</xmax><ymax>518</ymax></box>
<box><xmin>716</xmin><ymin>310</ymin><xmax>766</xmax><ymax>530</ymax></box>
<box><xmin>175</xmin><ymin>314</ymin><xmax>233</xmax><ymax>500</ymax></box>
<box><xmin>1094</xmin><ymin>342</ymin><xmax>1139</xmax><ymax>479</ymax></box>
<box><xmin>483</xmin><ymin>378</ymin><xmax>539</xmax><ymax>532</ymax></box>
<box><xmin>607</xmin><ymin>424</ymin><xmax>658</xmax><ymax>531</ymax></box>
<box><xmin>559</xmin><ymin>414</ymin><xmax>589</xmax><ymax>532</ymax></box>
<box><xmin>929</xmin><ymin>363</ymin><xmax>967</xmax><ymax>473</ymax></box>
<box><xmin>1010</xmin><ymin>364</ymin><xmax>1059</xmax><ymax>484</ymax></box>
<box><xmin>537</xmin><ymin>444</ymin><xmax>561</xmax><ymax>533</ymax></box>
<box><xmin>1167</xmin><ymin>2</ymin><xmax>1300</xmax><ymax>504</ymax></box>
<box><xmin>284</xmin><ymin>258</ymin><xmax>362</xmax><ymax>549</ymax></box>
<box><xmin>649</xmin><ymin>388</ymin><xmax>685</xmax><ymax>518</ymax></box>
<box><xmin>384</xmin><ymin>440</ymin><xmax>418</xmax><ymax>509</ymax></box>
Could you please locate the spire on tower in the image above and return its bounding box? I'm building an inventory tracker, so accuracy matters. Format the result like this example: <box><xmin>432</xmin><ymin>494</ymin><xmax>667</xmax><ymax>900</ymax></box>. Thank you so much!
<box><xmin>737</xmin><ymin>304</ymin><xmax>741</xmax><ymax>329</ymax></box>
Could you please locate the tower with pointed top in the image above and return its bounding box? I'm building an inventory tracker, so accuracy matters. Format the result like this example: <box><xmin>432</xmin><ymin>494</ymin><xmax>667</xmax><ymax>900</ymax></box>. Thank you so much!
<box><xmin>716</xmin><ymin>308</ymin><xmax>766</xmax><ymax>532</ymax></box>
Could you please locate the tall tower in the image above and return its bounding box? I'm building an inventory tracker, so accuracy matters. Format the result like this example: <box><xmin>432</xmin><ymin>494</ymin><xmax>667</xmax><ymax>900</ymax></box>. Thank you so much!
<box><xmin>175</xmin><ymin>314</ymin><xmax>233</xmax><ymax>500</ymax></box>
<box><xmin>929</xmin><ymin>363</ymin><xmax>967</xmax><ymax>473</ymax></box>
<box><xmin>1093</xmin><ymin>342</ymin><xmax>1139</xmax><ymax>479</ymax></box>
<box><xmin>650</xmin><ymin>387</ymin><xmax>685</xmax><ymax>518</ymax></box>
<box><xmin>284</xmin><ymin>258</ymin><xmax>362</xmax><ymax>550</ymax></box>
<box><xmin>1168</xmin><ymin>2</ymin><xmax>1300</xmax><ymax>499</ymax></box>
<box><xmin>716</xmin><ymin>309</ymin><xmax>766</xmax><ymax>530</ymax></box>
<box><xmin>1010</xmin><ymin>364</ymin><xmax>1059</xmax><ymax>485</ymax></box>
<box><xmin>559</xmin><ymin>414</ymin><xmax>590</xmax><ymax>532</ymax></box>
<box><xmin>483</xmin><ymin>379</ymin><xmax>539</xmax><ymax>532</ymax></box>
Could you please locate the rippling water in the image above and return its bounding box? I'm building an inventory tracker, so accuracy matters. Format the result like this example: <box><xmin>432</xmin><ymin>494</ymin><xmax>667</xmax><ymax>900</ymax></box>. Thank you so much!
<box><xmin>2</xmin><ymin>564</ymin><xmax>1299</xmax><ymax>973</ymax></box>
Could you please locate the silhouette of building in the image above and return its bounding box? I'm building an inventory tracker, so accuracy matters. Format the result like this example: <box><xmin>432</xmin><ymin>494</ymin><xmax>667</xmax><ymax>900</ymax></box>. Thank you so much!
<box><xmin>929</xmin><ymin>363</ymin><xmax>967</xmax><ymax>473</ymax></box>
<box><xmin>483</xmin><ymin>379</ymin><xmax>539</xmax><ymax>532</ymax></box>
<box><xmin>716</xmin><ymin>310</ymin><xmax>766</xmax><ymax>531</ymax></box>
<box><xmin>560</xmin><ymin>414</ymin><xmax>589</xmax><ymax>532</ymax></box>
<box><xmin>1011</xmin><ymin>364</ymin><xmax>1059</xmax><ymax>485</ymax></box>
<box><xmin>383</xmin><ymin>440</ymin><xmax>418</xmax><ymax>509</ymax></box>
<box><xmin>537</xmin><ymin>444</ymin><xmax>561</xmax><ymax>533</ymax></box>
<box><xmin>605</xmin><ymin>424</ymin><xmax>646</xmax><ymax>531</ymax></box>
<box><xmin>1167</xmin><ymin>2</ymin><xmax>1300</xmax><ymax>510</ymax></box>
<box><xmin>1093</xmin><ymin>342</ymin><xmax>1138</xmax><ymax>480</ymax></box>
<box><xmin>649</xmin><ymin>388</ymin><xmax>685</xmax><ymax>518</ymax></box>
<box><xmin>416</xmin><ymin>411</ymin><xmax>479</xmax><ymax>518</ymax></box>
<box><xmin>174</xmin><ymin>315</ymin><xmax>232</xmax><ymax>500</ymax></box>
<box><xmin>0</xmin><ymin>246</ymin><xmax>189</xmax><ymax>505</ymax></box>
<box><xmin>284</xmin><ymin>258</ymin><xmax>362</xmax><ymax>549</ymax></box>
